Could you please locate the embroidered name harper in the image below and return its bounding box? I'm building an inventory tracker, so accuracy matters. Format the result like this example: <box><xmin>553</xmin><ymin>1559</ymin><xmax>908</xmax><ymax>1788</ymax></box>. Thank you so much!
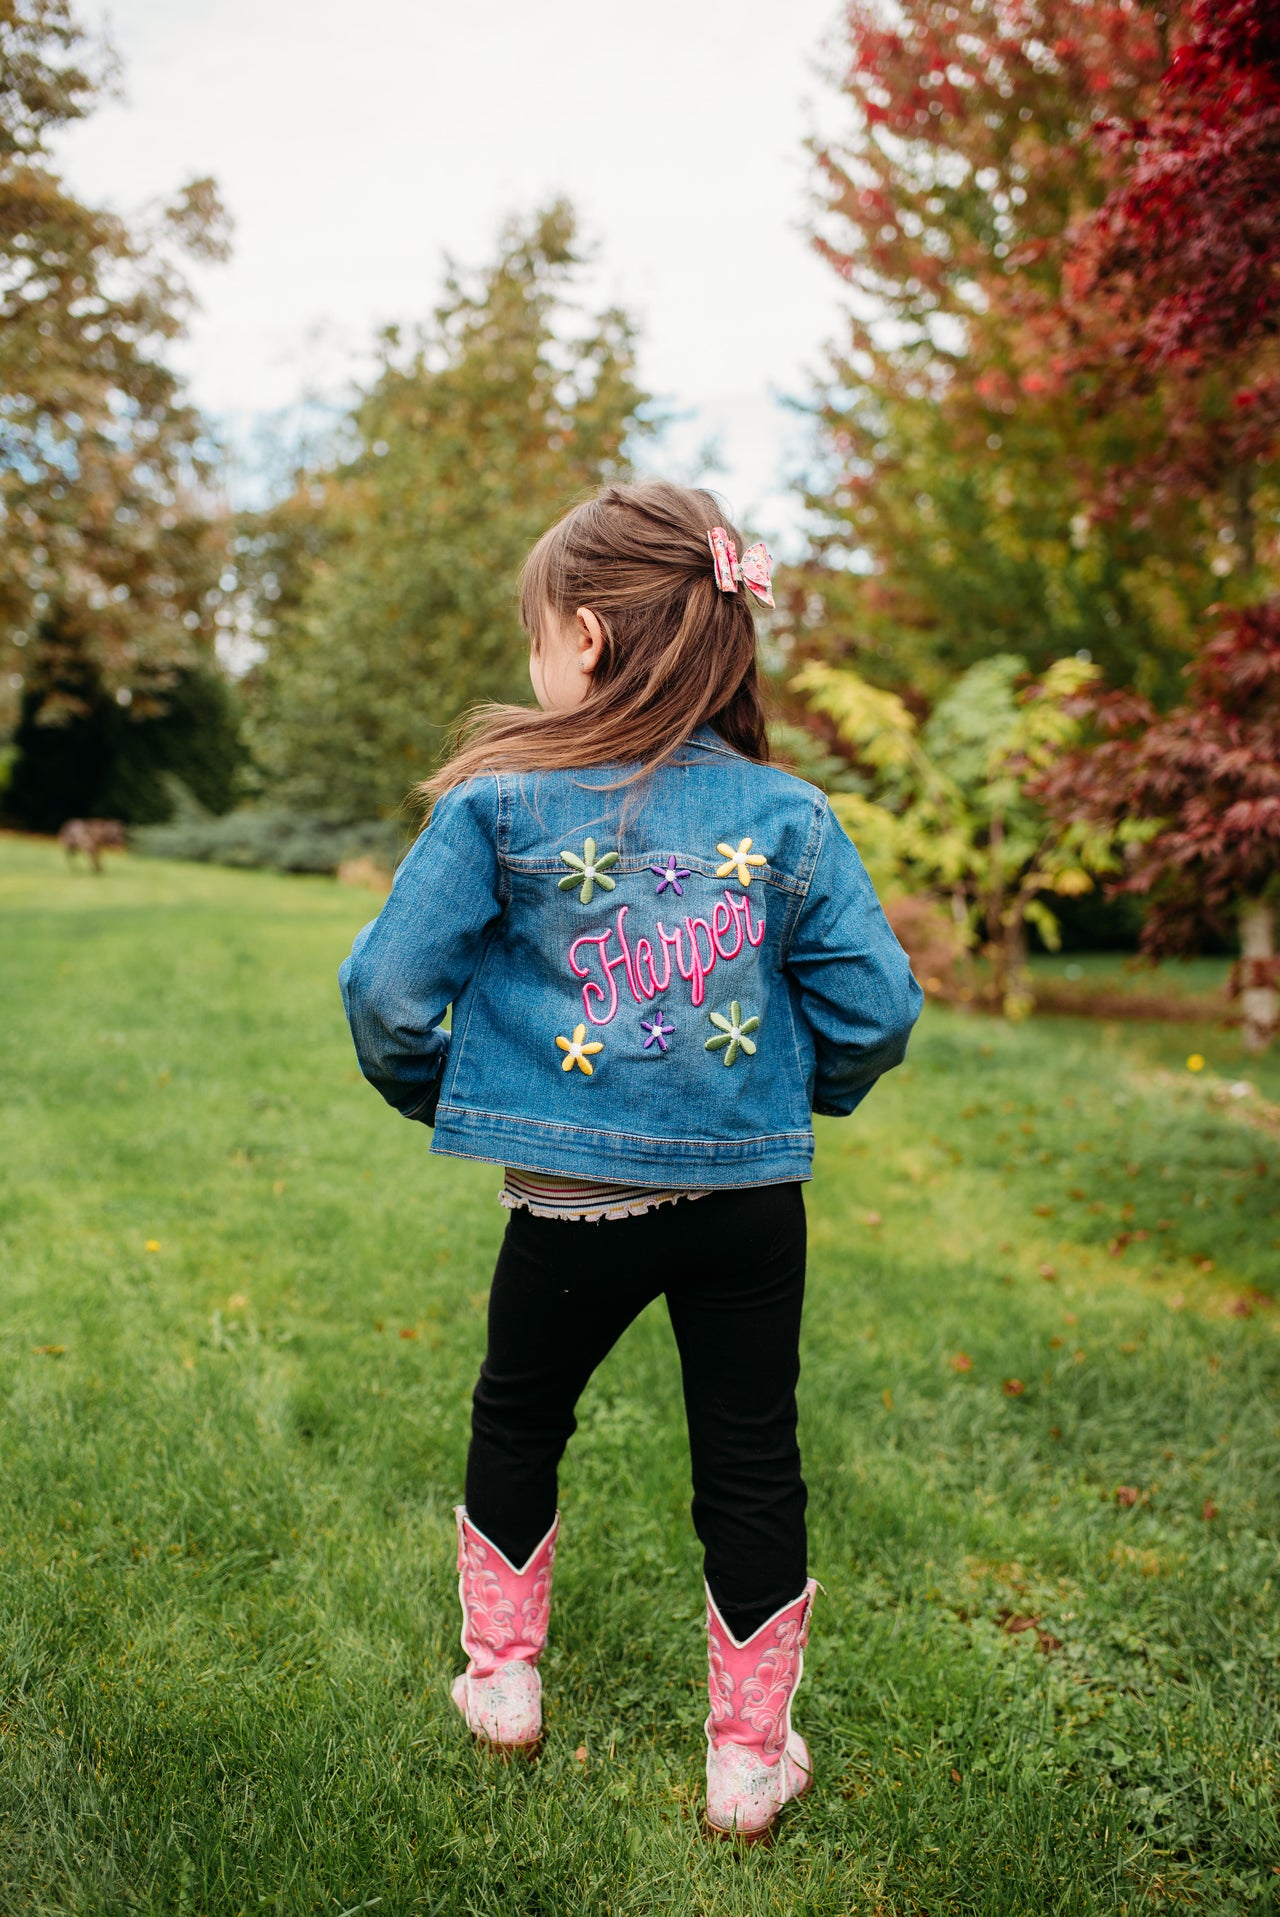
<box><xmin>568</xmin><ymin>891</ymin><xmax>764</xmax><ymax>1027</ymax></box>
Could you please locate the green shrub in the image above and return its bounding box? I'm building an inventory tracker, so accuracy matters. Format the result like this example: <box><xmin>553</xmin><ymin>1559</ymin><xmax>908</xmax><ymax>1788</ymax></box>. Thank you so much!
<box><xmin>133</xmin><ymin>806</ymin><xmax>407</xmax><ymax>875</ymax></box>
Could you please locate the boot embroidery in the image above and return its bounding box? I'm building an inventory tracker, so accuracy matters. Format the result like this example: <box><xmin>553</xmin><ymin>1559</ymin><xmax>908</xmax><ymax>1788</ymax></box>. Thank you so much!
<box><xmin>458</xmin><ymin>1537</ymin><xmax>521</xmax><ymax>1656</ymax></box>
<box><xmin>518</xmin><ymin>1552</ymin><xmax>555</xmax><ymax>1640</ymax></box>
<box><xmin>739</xmin><ymin>1616</ymin><xmax>806</xmax><ymax>1759</ymax></box>
<box><xmin>707</xmin><ymin>1624</ymin><xmax>736</xmax><ymax>1731</ymax></box>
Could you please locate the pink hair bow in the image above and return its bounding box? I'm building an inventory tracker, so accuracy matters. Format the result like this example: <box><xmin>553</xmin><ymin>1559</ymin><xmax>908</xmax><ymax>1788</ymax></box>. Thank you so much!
<box><xmin>708</xmin><ymin>526</ymin><xmax>775</xmax><ymax>608</ymax></box>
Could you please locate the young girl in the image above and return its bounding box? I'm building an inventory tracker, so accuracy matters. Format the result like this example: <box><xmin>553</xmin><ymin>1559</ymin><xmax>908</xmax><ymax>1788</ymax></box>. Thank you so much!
<box><xmin>339</xmin><ymin>481</ymin><xmax>921</xmax><ymax>1840</ymax></box>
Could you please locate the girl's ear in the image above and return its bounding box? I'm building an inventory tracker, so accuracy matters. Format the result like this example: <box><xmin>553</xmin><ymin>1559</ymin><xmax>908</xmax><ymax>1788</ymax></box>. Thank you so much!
<box><xmin>575</xmin><ymin>607</ymin><xmax>606</xmax><ymax>677</ymax></box>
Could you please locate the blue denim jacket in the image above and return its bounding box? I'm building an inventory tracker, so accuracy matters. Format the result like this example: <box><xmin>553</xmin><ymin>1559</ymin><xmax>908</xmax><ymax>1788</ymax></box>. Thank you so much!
<box><xmin>338</xmin><ymin>727</ymin><xmax>922</xmax><ymax>1186</ymax></box>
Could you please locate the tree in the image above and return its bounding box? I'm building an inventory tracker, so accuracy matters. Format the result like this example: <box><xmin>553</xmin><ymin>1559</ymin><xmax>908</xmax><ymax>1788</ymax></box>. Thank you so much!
<box><xmin>1052</xmin><ymin>0</ymin><xmax>1280</xmax><ymax>530</ymax></box>
<box><xmin>1036</xmin><ymin>602</ymin><xmax>1280</xmax><ymax>1053</ymax></box>
<box><xmin>1028</xmin><ymin>0</ymin><xmax>1280</xmax><ymax>1054</ymax></box>
<box><xmin>795</xmin><ymin>651</ymin><xmax>1117</xmax><ymax>1013</ymax></box>
<box><xmin>242</xmin><ymin>204</ymin><xmax>648</xmax><ymax>820</ymax></box>
<box><xmin>793</xmin><ymin>0</ymin><xmax>1250</xmax><ymax>706</ymax></box>
<box><xmin>0</xmin><ymin>0</ymin><xmax>233</xmax><ymax>819</ymax></box>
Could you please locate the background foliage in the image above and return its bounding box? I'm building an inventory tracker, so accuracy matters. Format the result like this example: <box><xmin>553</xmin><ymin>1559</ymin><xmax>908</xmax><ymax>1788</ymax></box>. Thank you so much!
<box><xmin>786</xmin><ymin>0</ymin><xmax>1274</xmax><ymax>706</ymax></box>
<box><xmin>0</xmin><ymin>0</ymin><xmax>234</xmax><ymax>825</ymax></box>
<box><xmin>237</xmin><ymin>203</ymin><xmax>649</xmax><ymax>821</ymax></box>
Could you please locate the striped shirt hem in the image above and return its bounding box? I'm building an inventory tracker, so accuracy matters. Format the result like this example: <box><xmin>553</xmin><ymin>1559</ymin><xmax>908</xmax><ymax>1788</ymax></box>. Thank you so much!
<box><xmin>500</xmin><ymin>1166</ymin><xmax>710</xmax><ymax>1223</ymax></box>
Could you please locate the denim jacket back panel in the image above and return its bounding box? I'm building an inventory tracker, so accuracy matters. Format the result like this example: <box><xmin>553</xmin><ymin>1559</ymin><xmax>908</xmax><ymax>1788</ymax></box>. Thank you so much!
<box><xmin>339</xmin><ymin>729</ymin><xmax>922</xmax><ymax>1185</ymax></box>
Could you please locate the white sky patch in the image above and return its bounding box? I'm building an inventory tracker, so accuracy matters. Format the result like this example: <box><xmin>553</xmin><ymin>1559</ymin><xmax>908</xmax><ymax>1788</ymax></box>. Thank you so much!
<box><xmin>59</xmin><ymin>0</ymin><xmax>850</xmax><ymax>553</ymax></box>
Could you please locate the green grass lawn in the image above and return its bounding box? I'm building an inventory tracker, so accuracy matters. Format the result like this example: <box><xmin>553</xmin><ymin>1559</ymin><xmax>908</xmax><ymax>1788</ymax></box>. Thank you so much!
<box><xmin>1</xmin><ymin>834</ymin><xmax>1277</xmax><ymax>1917</ymax></box>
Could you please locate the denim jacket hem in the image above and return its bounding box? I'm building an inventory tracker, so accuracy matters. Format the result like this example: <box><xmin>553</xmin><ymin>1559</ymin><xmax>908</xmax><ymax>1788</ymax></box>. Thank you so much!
<box><xmin>431</xmin><ymin>1102</ymin><xmax>816</xmax><ymax>1187</ymax></box>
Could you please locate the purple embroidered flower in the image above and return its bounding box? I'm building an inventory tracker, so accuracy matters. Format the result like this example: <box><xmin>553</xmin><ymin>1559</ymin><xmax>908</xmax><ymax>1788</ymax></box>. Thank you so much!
<box><xmin>651</xmin><ymin>856</ymin><xmax>691</xmax><ymax>896</ymax></box>
<box><xmin>640</xmin><ymin>1012</ymin><xmax>675</xmax><ymax>1052</ymax></box>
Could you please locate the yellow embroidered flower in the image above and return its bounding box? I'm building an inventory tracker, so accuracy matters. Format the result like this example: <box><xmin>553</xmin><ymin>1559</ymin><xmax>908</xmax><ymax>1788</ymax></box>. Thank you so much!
<box><xmin>556</xmin><ymin>1023</ymin><xmax>604</xmax><ymax>1075</ymax></box>
<box><xmin>714</xmin><ymin>837</ymin><xmax>767</xmax><ymax>886</ymax></box>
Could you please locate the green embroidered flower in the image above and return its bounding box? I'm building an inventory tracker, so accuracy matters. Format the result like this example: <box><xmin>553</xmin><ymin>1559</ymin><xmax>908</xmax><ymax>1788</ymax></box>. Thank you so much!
<box><xmin>558</xmin><ymin>837</ymin><xmax>619</xmax><ymax>905</ymax></box>
<box><xmin>705</xmin><ymin>1000</ymin><xmax>761</xmax><ymax>1067</ymax></box>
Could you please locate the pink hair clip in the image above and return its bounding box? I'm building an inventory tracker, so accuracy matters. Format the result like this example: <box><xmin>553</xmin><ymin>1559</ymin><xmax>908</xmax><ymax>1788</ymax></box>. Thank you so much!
<box><xmin>708</xmin><ymin>526</ymin><xmax>775</xmax><ymax>608</ymax></box>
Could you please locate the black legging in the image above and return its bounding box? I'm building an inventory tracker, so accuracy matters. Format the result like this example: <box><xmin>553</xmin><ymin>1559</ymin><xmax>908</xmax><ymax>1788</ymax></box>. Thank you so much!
<box><xmin>464</xmin><ymin>1181</ymin><xmax>808</xmax><ymax>1641</ymax></box>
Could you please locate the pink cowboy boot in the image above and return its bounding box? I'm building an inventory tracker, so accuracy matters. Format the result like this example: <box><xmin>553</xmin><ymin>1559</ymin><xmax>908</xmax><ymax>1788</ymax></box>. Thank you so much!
<box><xmin>703</xmin><ymin>1579</ymin><xmax>818</xmax><ymax>1841</ymax></box>
<box><xmin>451</xmin><ymin>1506</ymin><xmax>559</xmax><ymax>1756</ymax></box>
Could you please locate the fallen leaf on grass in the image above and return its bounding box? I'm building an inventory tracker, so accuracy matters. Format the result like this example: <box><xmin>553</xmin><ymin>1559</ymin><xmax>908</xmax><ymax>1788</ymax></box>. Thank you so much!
<box><xmin>996</xmin><ymin>1610</ymin><xmax>1063</xmax><ymax>1655</ymax></box>
<box><xmin>882</xmin><ymin>1388</ymin><xmax>894</xmax><ymax>1410</ymax></box>
<box><xmin>1033</xmin><ymin>1204</ymin><xmax>1054</xmax><ymax>1218</ymax></box>
<box><xmin>1168</xmin><ymin>1293</ymin><xmax>1185</xmax><ymax>1311</ymax></box>
<box><xmin>1227</xmin><ymin>1296</ymin><xmax>1252</xmax><ymax>1317</ymax></box>
<box><xmin>1196</xmin><ymin>1257</ymin><xmax>1216</xmax><ymax>1273</ymax></box>
<box><xmin>574</xmin><ymin>1746</ymin><xmax>588</xmax><ymax>1764</ymax></box>
<box><xmin>951</xmin><ymin>1768</ymin><xmax>962</xmax><ymax>1783</ymax></box>
<box><xmin>399</xmin><ymin>1327</ymin><xmax>418</xmax><ymax>1340</ymax></box>
<box><xmin>1202</xmin><ymin>1501</ymin><xmax>1218</xmax><ymax>1522</ymax></box>
<box><xmin>948</xmin><ymin>1353</ymin><xmax>972</xmax><ymax>1371</ymax></box>
<box><xmin>1049</xmin><ymin>1336</ymin><xmax>1064</xmax><ymax>1348</ymax></box>
<box><xmin>862</xmin><ymin>1210</ymin><xmax>883</xmax><ymax>1227</ymax></box>
<box><xmin>227</xmin><ymin>1294</ymin><xmax>248</xmax><ymax>1311</ymax></box>
<box><xmin>1003</xmin><ymin>1378</ymin><xmax>1025</xmax><ymax>1396</ymax></box>
<box><xmin>1038</xmin><ymin>1263</ymin><xmax>1057</xmax><ymax>1281</ymax></box>
<box><xmin>1109</xmin><ymin>1234</ymin><xmax>1131</xmax><ymax>1256</ymax></box>
<box><xmin>32</xmin><ymin>1344</ymin><xmax>65</xmax><ymax>1357</ymax></box>
<box><xmin>1115</xmin><ymin>1485</ymin><xmax>1140</xmax><ymax>1508</ymax></box>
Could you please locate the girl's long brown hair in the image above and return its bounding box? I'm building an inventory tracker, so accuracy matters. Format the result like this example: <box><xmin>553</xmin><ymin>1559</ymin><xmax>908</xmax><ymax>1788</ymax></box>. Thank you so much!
<box><xmin>418</xmin><ymin>480</ymin><xmax>768</xmax><ymax>803</ymax></box>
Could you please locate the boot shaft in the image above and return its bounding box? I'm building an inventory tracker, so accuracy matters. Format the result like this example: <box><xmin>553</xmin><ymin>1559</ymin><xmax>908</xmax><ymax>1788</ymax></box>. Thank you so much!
<box><xmin>705</xmin><ymin>1580</ymin><xmax>816</xmax><ymax>1763</ymax></box>
<box><xmin>455</xmin><ymin>1507</ymin><xmax>558</xmax><ymax>1677</ymax></box>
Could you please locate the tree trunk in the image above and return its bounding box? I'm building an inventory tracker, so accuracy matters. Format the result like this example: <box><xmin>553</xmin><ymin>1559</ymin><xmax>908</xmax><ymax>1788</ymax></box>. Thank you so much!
<box><xmin>1231</xmin><ymin>460</ymin><xmax>1257</xmax><ymax>574</ymax></box>
<box><xmin>1001</xmin><ymin>912</ymin><xmax>1031</xmax><ymax>1018</ymax></box>
<box><xmin>1240</xmin><ymin>898</ymin><xmax>1276</xmax><ymax>1055</ymax></box>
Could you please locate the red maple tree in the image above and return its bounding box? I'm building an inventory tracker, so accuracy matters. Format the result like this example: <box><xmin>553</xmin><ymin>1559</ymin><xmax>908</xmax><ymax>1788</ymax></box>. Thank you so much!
<box><xmin>1055</xmin><ymin>0</ymin><xmax>1280</xmax><ymax>521</ymax></box>
<box><xmin>1033</xmin><ymin>0</ymin><xmax>1280</xmax><ymax>1052</ymax></box>
<box><xmin>1037</xmin><ymin>602</ymin><xmax>1280</xmax><ymax>1052</ymax></box>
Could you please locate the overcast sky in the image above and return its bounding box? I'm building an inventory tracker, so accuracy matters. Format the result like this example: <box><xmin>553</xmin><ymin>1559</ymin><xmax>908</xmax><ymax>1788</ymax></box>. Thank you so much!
<box><xmin>57</xmin><ymin>0</ymin><xmax>851</xmax><ymax>548</ymax></box>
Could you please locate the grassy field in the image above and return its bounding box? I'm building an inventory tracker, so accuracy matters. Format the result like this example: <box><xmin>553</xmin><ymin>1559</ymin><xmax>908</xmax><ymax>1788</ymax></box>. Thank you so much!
<box><xmin>0</xmin><ymin>833</ymin><xmax>1277</xmax><ymax>1917</ymax></box>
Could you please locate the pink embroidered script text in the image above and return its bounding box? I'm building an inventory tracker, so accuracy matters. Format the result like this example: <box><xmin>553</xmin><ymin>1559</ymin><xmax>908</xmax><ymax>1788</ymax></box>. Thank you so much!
<box><xmin>569</xmin><ymin>891</ymin><xmax>765</xmax><ymax>1026</ymax></box>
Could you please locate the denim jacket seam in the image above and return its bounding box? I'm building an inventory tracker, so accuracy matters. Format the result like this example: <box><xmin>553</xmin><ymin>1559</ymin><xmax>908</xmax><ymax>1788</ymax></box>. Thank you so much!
<box><xmin>497</xmin><ymin>852</ymin><xmax>803</xmax><ymax>897</ymax></box>
<box><xmin>441</xmin><ymin>776</ymin><xmax>506</xmax><ymax>1095</ymax></box>
<box><xmin>434</xmin><ymin>1104</ymin><xmax>812</xmax><ymax>1147</ymax></box>
<box><xmin>780</xmin><ymin>792</ymin><xmax>827</xmax><ymax>964</ymax></box>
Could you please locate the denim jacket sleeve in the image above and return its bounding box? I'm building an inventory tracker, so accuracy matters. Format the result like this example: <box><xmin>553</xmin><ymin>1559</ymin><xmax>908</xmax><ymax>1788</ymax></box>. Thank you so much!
<box><xmin>785</xmin><ymin>798</ymin><xmax>923</xmax><ymax>1118</ymax></box>
<box><xmin>337</xmin><ymin>778</ymin><xmax>503</xmax><ymax>1125</ymax></box>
